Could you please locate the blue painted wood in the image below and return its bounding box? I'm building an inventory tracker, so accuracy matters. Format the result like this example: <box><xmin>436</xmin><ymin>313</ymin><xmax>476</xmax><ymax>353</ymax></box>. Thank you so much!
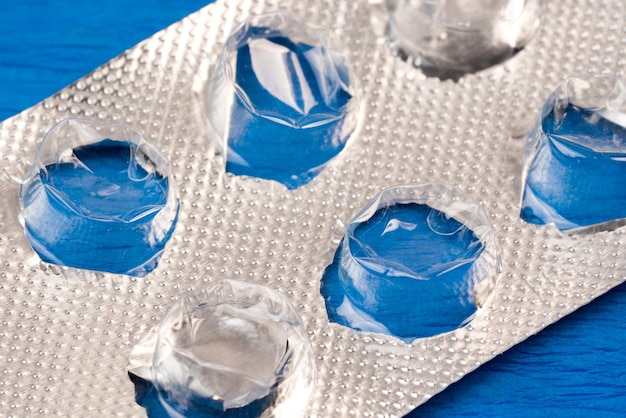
<box><xmin>0</xmin><ymin>1</ymin><xmax>210</xmax><ymax>121</ymax></box>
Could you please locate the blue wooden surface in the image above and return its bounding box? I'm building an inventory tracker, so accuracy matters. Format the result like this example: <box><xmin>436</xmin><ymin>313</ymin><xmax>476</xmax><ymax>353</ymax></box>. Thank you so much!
<box><xmin>0</xmin><ymin>2</ymin><xmax>210</xmax><ymax>120</ymax></box>
<box><xmin>1</xmin><ymin>2</ymin><xmax>626</xmax><ymax>417</ymax></box>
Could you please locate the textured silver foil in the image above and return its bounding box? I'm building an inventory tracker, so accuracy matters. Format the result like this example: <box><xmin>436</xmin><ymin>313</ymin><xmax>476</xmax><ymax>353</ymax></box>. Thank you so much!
<box><xmin>0</xmin><ymin>0</ymin><xmax>625</xmax><ymax>416</ymax></box>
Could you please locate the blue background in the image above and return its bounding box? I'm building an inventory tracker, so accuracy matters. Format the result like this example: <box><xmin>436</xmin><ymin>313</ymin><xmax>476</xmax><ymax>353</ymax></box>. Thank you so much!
<box><xmin>1</xmin><ymin>2</ymin><xmax>625</xmax><ymax>417</ymax></box>
<box><xmin>0</xmin><ymin>2</ymin><xmax>210</xmax><ymax>119</ymax></box>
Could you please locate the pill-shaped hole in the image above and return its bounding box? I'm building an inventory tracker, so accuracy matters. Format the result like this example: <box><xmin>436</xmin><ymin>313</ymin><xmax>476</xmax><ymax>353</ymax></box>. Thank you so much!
<box><xmin>20</xmin><ymin>118</ymin><xmax>179</xmax><ymax>277</ymax></box>
<box><xmin>521</xmin><ymin>76</ymin><xmax>626</xmax><ymax>233</ymax></box>
<box><xmin>143</xmin><ymin>279</ymin><xmax>315</xmax><ymax>416</ymax></box>
<box><xmin>204</xmin><ymin>12</ymin><xmax>359</xmax><ymax>189</ymax></box>
<box><xmin>321</xmin><ymin>184</ymin><xmax>500</xmax><ymax>342</ymax></box>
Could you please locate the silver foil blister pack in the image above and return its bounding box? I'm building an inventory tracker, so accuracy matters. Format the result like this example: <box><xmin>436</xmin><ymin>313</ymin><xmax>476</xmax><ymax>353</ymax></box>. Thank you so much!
<box><xmin>1</xmin><ymin>0</ymin><xmax>626</xmax><ymax>416</ymax></box>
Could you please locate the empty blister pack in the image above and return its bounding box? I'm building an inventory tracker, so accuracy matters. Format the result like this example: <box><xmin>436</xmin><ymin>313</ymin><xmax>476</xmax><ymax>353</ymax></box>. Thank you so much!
<box><xmin>1</xmin><ymin>0</ymin><xmax>626</xmax><ymax>417</ymax></box>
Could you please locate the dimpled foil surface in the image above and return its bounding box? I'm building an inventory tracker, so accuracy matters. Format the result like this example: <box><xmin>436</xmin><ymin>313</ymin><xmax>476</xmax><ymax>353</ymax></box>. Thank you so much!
<box><xmin>1</xmin><ymin>0</ymin><xmax>625</xmax><ymax>416</ymax></box>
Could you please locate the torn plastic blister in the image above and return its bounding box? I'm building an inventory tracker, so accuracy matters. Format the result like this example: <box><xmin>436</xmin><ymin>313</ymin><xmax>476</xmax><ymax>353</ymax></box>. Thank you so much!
<box><xmin>129</xmin><ymin>279</ymin><xmax>316</xmax><ymax>417</ymax></box>
<box><xmin>19</xmin><ymin>118</ymin><xmax>179</xmax><ymax>277</ymax></box>
<box><xmin>1</xmin><ymin>0</ymin><xmax>626</xmax><ymax>417</ymax></box>
<box><xmin>386</xmin><ymin>0</ymin><xmax>542</xmax><ymax>80</ymax></box>
<box><xmin>521</xmin><ymin>75</ymin><xmax>626</xmax><ymax>232</ymax></box>
<box><xmin>203</xmin><ymin>12</ymin><xmax>359</xmax><ymax>190</ymax></box>
<box><xmin>321</xmin><ymin>183</ymin><xmax>500</xmax><ymax>343</ymax></box>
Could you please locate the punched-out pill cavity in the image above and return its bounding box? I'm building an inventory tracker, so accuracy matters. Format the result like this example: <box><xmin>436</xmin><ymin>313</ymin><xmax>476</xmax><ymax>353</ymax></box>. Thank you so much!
<box><xmin>204</xmin><ymin>12</ymin><xmax>359</xmax><ymax>189</ymax></box>
<box><xmin>321</xmin><ymin>184</ymin><xmax>500</xmax><ymax>342</ymax></box>
<box><xmin>150</xmin><ymin>279</ymin><xmax>316</xmax><ymax>417</ymax></box>
<box><xmin>521</xmin><ymin>76</ymin><xmax>626</xmax><ymax>232</ymax></box>
<box><xmin>19</xmin><ymin>118</ymin><xmax>179</xmax><ymax>277</ymax></box>
<box><xmin>387</xmin><ymin>0</ymin><xmax>542</xmax><ymax>80</ymax></box>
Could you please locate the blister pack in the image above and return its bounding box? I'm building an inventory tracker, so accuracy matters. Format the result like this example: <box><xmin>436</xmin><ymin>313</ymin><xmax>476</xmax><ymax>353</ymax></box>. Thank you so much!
<box><xmin>1</xmin><ymin>0</ymin><xmax>625</xmax><ymax>416</ymax></box>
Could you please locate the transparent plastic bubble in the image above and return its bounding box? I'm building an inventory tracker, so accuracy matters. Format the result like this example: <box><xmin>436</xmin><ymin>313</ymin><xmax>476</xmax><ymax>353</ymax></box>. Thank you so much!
<box><xmin>19</xmin><ymin>118</ymin><xmax>179</xmax><ymax>277</ymax></box>
<box><xmin>204</xmin><ymin>12</ymin><xmax>359</xmax><ymax>189</ymax></box>
<box><xmin>321</xmin><ymin>183</ymin><xmax>500</xmax><ymax>342</ymax></box>
<box><xmin>152</xmin><ymin>279</ymin><xmax>316</xmax><ymax>417</ymax></box>
<box><xmin>521</xmin><ymin>76</ymin><xmax>626</xmax><ymax>232</ymax></box>
<box><xmin>386</xmin><ymin>0</ymin><xmax>542</xmax><ymax>79</ymax></box>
